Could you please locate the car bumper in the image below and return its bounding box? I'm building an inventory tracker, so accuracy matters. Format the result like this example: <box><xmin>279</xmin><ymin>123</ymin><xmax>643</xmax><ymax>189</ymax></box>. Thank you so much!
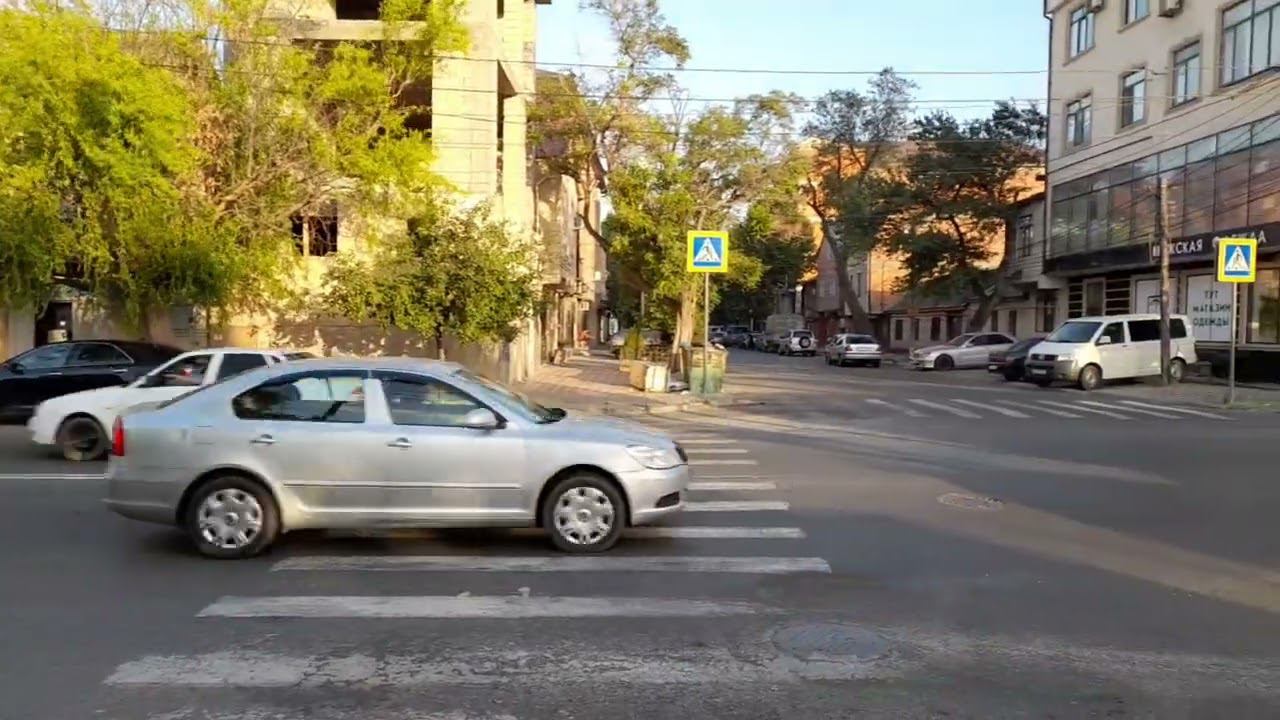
<box><xmin>103</xmin><ymin>459</ymin><xmax>185</xmax><ymax>525</ymax></box>
<box><xmin>618</xmin><ymin>464</ymin><xmax>690</xmax><ymax>525</ymax></box>
<box><xmin>908</xmin><ymin>357</ymin><xmax>935</xmax><ymax>369</ymax></box>
<box><xmin>1025</xmin><ymin>360</ymin><xmax>1078</xmax><ymax>382</ymax></box>
<box><xmin>842</xmin><ymin>352</ymin><xmax>882</xmax><ymax>361</ymax></box>
<box><xmin>26</xmin><ymin>411</ymin><xmax>58</xmax><ymax>446</ymax></box>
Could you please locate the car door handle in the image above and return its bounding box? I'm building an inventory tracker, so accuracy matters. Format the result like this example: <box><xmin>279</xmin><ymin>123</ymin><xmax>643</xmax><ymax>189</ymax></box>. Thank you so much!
<box><xmin>386</xmin><ymin>438</ymin><xmax>413</xmax><ymax>449</ymax></box>
<box><xmin>113</xmin><ymin>368</ymin><xmax>129</xmax><ymax>373</ymax></box>
<box><xmin>250</xmin><ymin>434</ymin><xmax>276</xmax><ymax>445</ymax></box>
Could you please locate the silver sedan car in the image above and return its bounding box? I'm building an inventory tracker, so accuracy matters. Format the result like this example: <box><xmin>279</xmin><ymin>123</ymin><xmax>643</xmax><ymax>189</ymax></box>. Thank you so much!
<box><xmin>104</xmin><ymin>358</ymin><xmax>689</xmax><ymax>558</ymax></box>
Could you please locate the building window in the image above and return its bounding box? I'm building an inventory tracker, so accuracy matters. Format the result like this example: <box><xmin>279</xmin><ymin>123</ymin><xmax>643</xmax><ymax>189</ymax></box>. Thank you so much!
<box><xmin>1038</xmin><ymin>292</ymin><xmax>1057</xmax><ymax>332</ymax></box>
<box><xmin>929</xmin><ymin>316</ymin><xmax>941</xmax><ymax>341</ymax></box>
<box><xmin>911</xmin><ymin>317</ymin><xmax>920</xmax><ymax>341</ymax></box>
<box><xmin>990</xmin><ymin>312</ymin><xmax>999</xmax><ymax>332</ymax></box>
<box><xmin>1250</xmin><ymin>269</ymin><xmax>1280</xmax><ymax>343</ymax></box>
<box><xmin>1069</xmin><ymin>6</ymin><xmax>1095</xmax><ymax>58</ymax></box>
<box><xmin>1120</xmin><ymin>70</ymin><xmax>1147</xmax><ymax>127</ymax></box>
<box><xmin>1008</xmin><ymin>310</ymin><xmax>1018</xmax><ymax>337</ymax></box>
<box><xmin>497</xmin><ymin>0</ymin><xmax>505</xmax><ymax>19</ymax></box>
<box><xmin>1125</xmin><ymin>0</ymin><xmax>1148</xmax><ymax>24</ymax></box>
<box><xmin>1172</xmin><ymin>42</ymin><xmax>1201</xmax><ymax>106</ymax></box>
<box><xmin>335</xmin><ymin>0</ymin><xmax>382</xmax><ymax>20</ymax></box>
<box><xmin>1017</xmin><ymin>213</ymin><xmax>1034</xmax><ymax>258</ymax></box>
<box><xmin>894</xmin><ymin>318</ymin><xmax>904</xmax><ymax>341</ymax></box>
<box><xmin>1065</xmin><ymin>96</ymin><xmax>1092</xmax><ymax>148</ymax></box>
<box><xmin>292</xmin><ymin>213</ymin><xmax>339</xmax><ymax>257</ymax></box>
<box><xmin>1085</xmin><ymin>279</ymin><xmax>1105</xmax><ymax>316</ymax></box>
<box><xmin>1221</xmin><ymin>0</ymin><xmax>1280</xmax><ymax>86</ymax></box>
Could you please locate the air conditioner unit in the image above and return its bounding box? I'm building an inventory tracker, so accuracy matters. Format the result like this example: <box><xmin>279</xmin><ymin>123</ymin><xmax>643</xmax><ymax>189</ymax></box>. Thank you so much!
<box><xmin>1087</xmin><ymin>0</ymin><xmax>1104</xmax><ymax>10</ymax></box>
<box><xmin>1158</xmin><ymin>0</ymin><xmax>1183</xmax><ymax>16</ymax></box>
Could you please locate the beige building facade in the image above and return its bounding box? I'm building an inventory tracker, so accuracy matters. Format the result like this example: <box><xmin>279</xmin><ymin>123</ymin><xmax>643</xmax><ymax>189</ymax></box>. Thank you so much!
<box><xmin>1044</xmin><ymin>0</ymin><xmax>1280</xmax><ymax>377</ymax></box>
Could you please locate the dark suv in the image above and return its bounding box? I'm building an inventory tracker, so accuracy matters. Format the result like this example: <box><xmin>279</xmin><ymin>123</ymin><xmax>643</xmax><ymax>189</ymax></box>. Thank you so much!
<box><xmin>0</xmin><ymin>341</ymin><xmax>182</xmax><ymax>422</ymax></box>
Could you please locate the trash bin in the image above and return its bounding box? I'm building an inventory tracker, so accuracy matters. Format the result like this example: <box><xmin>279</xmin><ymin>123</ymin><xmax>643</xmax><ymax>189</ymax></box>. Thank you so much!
<box><xmin>686</xmin><ymin>345</ymin><xmax>728</xmax><ymax>395</ymax></box>
<box><xmin>629</xmin><ymin>362</ymin><xmax>670</xmax><ymax>393</ymax></box>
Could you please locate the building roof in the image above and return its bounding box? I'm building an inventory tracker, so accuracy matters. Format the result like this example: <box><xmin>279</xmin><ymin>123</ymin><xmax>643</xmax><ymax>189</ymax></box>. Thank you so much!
<box><xmin>884</xmin><ymin>285</ymin><xmax>979</xmax><ymax>314</ymax></box>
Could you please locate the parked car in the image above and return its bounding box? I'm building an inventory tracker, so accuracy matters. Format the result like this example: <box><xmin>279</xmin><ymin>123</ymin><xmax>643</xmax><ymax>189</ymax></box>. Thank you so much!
<box><xmin>824</xmin><ymin>333</ymin><xmax>883</xmax><ymax>367</ymax></box>
<box><xmin>721</xmin><ymin>325</ymin><xmax>752</xmax><ymax>347</ymax></box>
<box><xmin>104</xmin><ymin>358</ymin><xmax>690</xmax><ymax>558</ymax></box>
<box><xmin>1024</xmin><ymin>314</ymin><xmax>1196</xmax><ymax>391</ymax></box>
<box><xmin>28</xmin><ymin>347</ymin><xmax>310</xmax><ymax>461</ymax></box>
<box><xmin>777</xmin><ymin>329</ymin><xmax>817</xmax><ymax>356</ymax></box>
<box><xmin>987</xmin><ymin>336</ymin><xmax>1045</xmax><ymax>381</ymax></box>
<box><xmin>909</xmin><ymin>333</ymin><xmax>1017</xmax><ymax>370</ymax></box>
<box><xmin>0</xmin><ymin>341</ymin><xmax>183</xmax><ymax>424</ymax></box>
<box><xmin>608</xmin><ymin>329</ymin><xmax>666</xmax><ymax>357</ymax></box>
<box><xmin>747</xmin><ymin>332</ymin><xmax>767</xmax><ymax>351</ymax></box>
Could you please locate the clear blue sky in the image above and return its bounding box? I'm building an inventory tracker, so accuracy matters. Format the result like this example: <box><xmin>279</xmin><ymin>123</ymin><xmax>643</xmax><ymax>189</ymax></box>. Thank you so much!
<box><xmin>536</xmin><ymin>0</ymin><xmax>1051</xmax><ymax>121</ymax></box>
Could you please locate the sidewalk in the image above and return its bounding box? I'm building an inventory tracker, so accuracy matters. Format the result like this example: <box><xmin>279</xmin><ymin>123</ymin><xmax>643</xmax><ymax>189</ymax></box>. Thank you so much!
<box><xmin>517</xmin><ymin>352</ymin><xmax>694</xmax><ymax>416</ymax></box>
<box><xmin>1098</xmin><ymin>372</ymin><xmax>1280</xmax><ymax>411</ymax></box>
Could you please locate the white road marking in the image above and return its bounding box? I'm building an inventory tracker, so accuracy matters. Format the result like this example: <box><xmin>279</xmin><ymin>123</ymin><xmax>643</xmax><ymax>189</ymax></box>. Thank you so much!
<box><xmin>907</xmin><ymin>399</ymin><xmax>981</xmax><ymax>419</ymax></box>
<box><xmin>688</xmin><ymin>481</ymin><xmax>777</xmax><ymax>491</ymax></box>
<box><xmin>685</xmin><ymin>500</ymin><xmax>790</xmax><ymax>512</ymax></box>
<box><xmin>1079</xmin><ymin>400</ymin><xmax>1180</xmax><ymax>419</ymax></box>
<box><xmin>684</xmin><ymin>448</ymin><xmax>751</xmax><ymax>455</ymax></box>
<box><xmin>689</xmin><ymin>459</ymin><xmax>758</xmax><ymax>466</ymax></box>
<box><xmin>626</xmin><ymin>526</ymin><xmax>805</xmax><ymax>539</ymax></box>
<box><xmin>677</xmin><ymin>438</ymin><xmax>740</xmax><ymax>445</ymax></box>
<box><xmin>950</xmin><ymin>398</ymin><xmax>1029</xmax><ymax>418</ymax></box>
<box><xmin>198</xmin><ymin>595</ymin><xmax>771</xmax><ymax>619</ymax></box>
<box><xmin>271</xmin><ymin>555</ymin><xmax>830</xmax><ymax>574</ymax></box>
<box><xmin>147</xmin><ymin>712</ymin><xmax>519</xmax><ymax>720</ymax></box>
<box><xmin>1039</xmin><ymin>400</ymin><xmax>1131</xmax><ymax>420</ymax></box>
<box><xmin>865</xmin><ymin>398</ymin><xmax>925</xmax><ymax>417</ymax></box>
<box><xmin>1019</xmin><ymin>401</ymin><xmax>1083</xmax><ymax>418</ymax></box>
<box><xmin>0</xmin><ymin>473</ymin><xmax>105</xmax><ymax>481</ymax></box>
<box><xmin>1117</xmin><ymin>400</ymin><xmax>1230</xmax><ymax>420</ymax></box>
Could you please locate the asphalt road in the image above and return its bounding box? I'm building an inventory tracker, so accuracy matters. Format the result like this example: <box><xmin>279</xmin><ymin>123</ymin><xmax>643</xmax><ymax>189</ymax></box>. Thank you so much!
<box><xmin>2</xmin><ymin>353</ymin><xmax>1280</xmax><ymax>718</ymax></box>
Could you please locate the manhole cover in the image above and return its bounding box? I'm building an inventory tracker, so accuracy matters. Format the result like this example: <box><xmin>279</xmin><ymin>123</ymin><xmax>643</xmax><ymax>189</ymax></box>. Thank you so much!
<box><xmin>938</xmin><ymin>492</ymin><xmax>1004</xmax><ymax>511</ymax></box>
<box><xmin>771</xmin><ymin>623</ymin><xmax>889</xmax><ymax>661</ymax></box>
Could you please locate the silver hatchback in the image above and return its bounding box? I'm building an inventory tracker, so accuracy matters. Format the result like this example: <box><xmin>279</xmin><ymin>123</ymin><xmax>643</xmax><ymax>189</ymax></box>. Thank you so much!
<box><xmin>104</xmin><ymin>358</ymin><xmax>689</xmax><ymax>558</ymax></box>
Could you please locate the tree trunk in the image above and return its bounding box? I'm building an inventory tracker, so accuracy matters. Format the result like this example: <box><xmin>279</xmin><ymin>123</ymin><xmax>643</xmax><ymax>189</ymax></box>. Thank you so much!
<box><xmin>830</xmin><ymin>246</ymin><xmax>874</xmax><ymax>335</ymax></box>
<box><xmin>435</xmin><ymin>330</ymin><xmax>446</xmax><ymax>361</ymax></box>
<box><xmin>964</xmin><ymin>278</ymin><xmax>998</xmax><ymax>333</ymax></box>
<box><xmin>670</xmin><ymin>288</ymin><xmax>696</xmax><ymax>378</ymax></box>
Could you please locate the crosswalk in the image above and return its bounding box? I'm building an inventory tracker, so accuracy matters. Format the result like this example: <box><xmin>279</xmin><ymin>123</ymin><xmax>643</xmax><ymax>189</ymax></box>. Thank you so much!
<box><xmin>864</xmin><ymin>396</ymin><xmax>1232</xmax><ymax>422</ymax></box>
<box><xmin>98</xmin><ymin>418</ymin><xmax>830</xmax><ymax>717</ymax></box>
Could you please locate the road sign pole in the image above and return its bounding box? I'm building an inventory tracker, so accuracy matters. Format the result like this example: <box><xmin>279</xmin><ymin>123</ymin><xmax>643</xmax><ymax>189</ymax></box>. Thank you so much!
<box><xmin>1227</xmin><ymin>281</ymin><xmax>1238</xmax><ymax>407</ymax></box>
<box><xmin>702</xmin><ymin>273</ymin><xmax>710</xmax><ymax>395</ymax></box>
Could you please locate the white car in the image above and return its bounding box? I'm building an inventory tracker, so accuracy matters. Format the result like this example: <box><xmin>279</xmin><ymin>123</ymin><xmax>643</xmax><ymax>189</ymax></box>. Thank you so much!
<box><xmin>909</xmin><ymin>333</ymin><xmax>1017</xmax><ymax>370</ymax></box>
<box><xmin>29</xmin><ymin>347</ymin><xmax>310</xmax><ymax>461</ymax></box>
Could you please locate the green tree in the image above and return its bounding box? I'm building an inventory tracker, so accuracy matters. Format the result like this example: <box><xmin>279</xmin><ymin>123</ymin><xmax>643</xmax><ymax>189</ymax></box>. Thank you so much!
<box><xmin>884</xmin><ymin>102</ymin><xmax>1045</xmax><ymax>331</ymax></box>
<box><xmin>716</xmin><ymin>204</ymin><xmax>815</xmax><ymax>327</ymax></box>
<box><xmin>322</xmin><ymin>201</ymin><xmax>540</xmax><ymax>359</ymax></box>
<box><xmin>803</xmin><ymin>70</ymin><xmax>916</xmax><ymax>334</ymax></box>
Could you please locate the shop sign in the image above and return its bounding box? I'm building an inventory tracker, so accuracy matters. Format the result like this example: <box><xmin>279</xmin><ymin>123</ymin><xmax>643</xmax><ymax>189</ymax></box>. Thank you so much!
<box><xmin>1150</xmin><ymin>225</ymin><xmax>1271</xmax><ymax>261</ymax></box>
<box><xmin>1186</xmin><ymin>275</ymin><xmax>1233</xmax><ymax>343</ymax></box>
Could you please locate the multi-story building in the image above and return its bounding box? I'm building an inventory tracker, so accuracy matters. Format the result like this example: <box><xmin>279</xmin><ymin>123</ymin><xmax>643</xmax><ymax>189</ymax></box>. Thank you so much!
<box><xmin>1044</xmin><ymin>0</ymin><xmax>1280</xmax><ymax>377</ymax></box>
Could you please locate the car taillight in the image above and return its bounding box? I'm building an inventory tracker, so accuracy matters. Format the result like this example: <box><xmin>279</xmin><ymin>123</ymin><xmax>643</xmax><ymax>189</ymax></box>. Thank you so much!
<box><xmin>111</xmin><ymin>417</ymin><xmax>125</xmax><ymax>457</ymax></box>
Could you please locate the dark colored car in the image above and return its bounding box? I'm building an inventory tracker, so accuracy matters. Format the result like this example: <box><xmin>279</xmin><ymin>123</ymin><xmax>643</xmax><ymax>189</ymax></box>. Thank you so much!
<box><xmin>0</xmin><ymin>340</ymin><xmax>183</xmax><ymax>423</ymax></box>
<box><xmin>987</xmin><ymin>336</ymin><xmax>1045</xmax><ymax>381</ymax></box>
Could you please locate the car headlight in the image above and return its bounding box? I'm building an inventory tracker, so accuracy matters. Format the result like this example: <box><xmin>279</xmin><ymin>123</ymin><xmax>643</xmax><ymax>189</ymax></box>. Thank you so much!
<box><xmin>626</xmin><ymin>444</ymin><xmax>682</xmax><ymax>470</ymax></box>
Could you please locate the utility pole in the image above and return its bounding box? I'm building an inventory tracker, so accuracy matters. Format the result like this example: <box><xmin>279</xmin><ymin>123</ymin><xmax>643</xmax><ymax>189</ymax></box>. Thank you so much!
<box><xmin>1156</xmin><ymin>176</ymin><xmax>1172</xmax><ymax>386</ymax></box>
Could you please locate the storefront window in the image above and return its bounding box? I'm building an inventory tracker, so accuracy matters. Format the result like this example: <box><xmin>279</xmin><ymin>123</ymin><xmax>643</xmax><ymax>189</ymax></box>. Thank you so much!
<box><xmin>1183</xmin><ymin>158</ymin><xmax>1216</xmax><ymax>235</ymax></box>
<box><xmin>1248</xmin><ymin>139</ymin><xmax>1280</xmax><ymax>225</ymax></box>
<box><xmin>1108</xmin><ymin>182</ymin><xmax>1132</xmax><ymax>245</ymax></box>
<box><xmin>1215</xmin><ymin>149</ymin><xmax>1251</xmax><ymax>230</ymax></box>
<box><xmin>1250</xmin><ymin>269</ymin><xmax>1280</xmax><ymax>344</ymax></box>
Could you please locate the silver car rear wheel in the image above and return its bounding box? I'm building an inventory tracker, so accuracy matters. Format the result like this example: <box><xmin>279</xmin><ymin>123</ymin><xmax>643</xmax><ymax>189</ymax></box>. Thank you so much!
<box><xmin>542</xmin><ymin>474</ymin><xmax>626</xmax><ymax>553</ymax></box>
<box><xmin>185</xmin><ymin>477</ymin><xmax>280</xmax><ymax>559</ymax></box>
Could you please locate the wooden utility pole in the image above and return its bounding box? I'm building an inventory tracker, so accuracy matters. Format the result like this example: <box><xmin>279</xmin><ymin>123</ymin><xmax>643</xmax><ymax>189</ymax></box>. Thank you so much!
<box><xmin>1156</xmin><ymin>176</ymin><xmax>1172</xmax><ymax>386</ymax></box>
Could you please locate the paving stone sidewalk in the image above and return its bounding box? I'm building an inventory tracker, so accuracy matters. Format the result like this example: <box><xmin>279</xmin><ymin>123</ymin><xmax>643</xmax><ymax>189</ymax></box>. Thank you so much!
<box><xmin>516</xmin><ymin>353</ymin><xmax>692</xmax><ymax>416</ymax></box>
<box><xmin>1098</xmin><ymin>373</ymin><xmax>1280</xmax><ymax>411</ymax></box>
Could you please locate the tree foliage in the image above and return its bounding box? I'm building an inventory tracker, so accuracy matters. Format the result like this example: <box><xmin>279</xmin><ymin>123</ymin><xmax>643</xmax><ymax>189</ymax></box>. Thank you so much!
<box><xmin>322</xmin><ymin>202</ymin><xmax>540</xmax><ymax>358</ymax></box>
<box><xmin>885</xmin><ymin>102</ymin><xmax>1046</xmax><ymax>330</ymax></box>
<box><xmin>803</xmin><ymin>70</ymin><xmax>915</xmax><ymax>333</ymax></box>
<box><xmin>716</xmin><ymin>204</ymin><xmax>815</xmax><ymax>326</ymax></box>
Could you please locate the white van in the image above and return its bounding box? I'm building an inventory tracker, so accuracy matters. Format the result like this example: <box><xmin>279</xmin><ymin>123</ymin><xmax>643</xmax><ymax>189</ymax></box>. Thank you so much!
<box><xmin>1024</xmin><ymin>314</ymin><xmax>1197</xmax><ymax>391</ymax></box>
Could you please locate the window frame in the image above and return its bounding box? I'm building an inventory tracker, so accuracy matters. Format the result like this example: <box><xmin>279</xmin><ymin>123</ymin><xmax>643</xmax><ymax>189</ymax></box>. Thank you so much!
<box><xmin>1124</xmin><ymin>0</ymin><xmax>1149</xmax><ymax>25</ymax></box>
<box><xmin>68</xmin><ymin>342</ymin><xmax>132</xmax><ymax>366</ymax></box>
<box><xmin>1065</xmin><ymin>95</ymin><xmax>1093</xmax><ymax>149</ymax></box>
<box><xmin>1120</xmin><ymin>69</ymin><xmax>1148</xmax><ymax>128</ymax></box>
<box><xmin>1171</xmin><ymin>41</ymin><xmax>1202</xmax><ymax>107</ymax></box>
<box><xmin>1248</xmin><ymin>267</ymin><xmax>1280</xmax><ymax>343</ymax></box>
<box><xmin>1068</xmin><ymin>5</ymin><xmax>1096</xmax><ymax>59</ymax></box>
<box><xmin>375</xmin><ymin>370</ymin><xmax>499</xmax><ymax>428</ymax></box>
<box><xmin>1220</xmin><ymin>0</ymin><xmax>1280</xmax><ymax>87</ymax></box>
<box><xmin>1098</xmin><ymin>321</ymin><xmax>1128</xmax><ymax>345</ymax></box>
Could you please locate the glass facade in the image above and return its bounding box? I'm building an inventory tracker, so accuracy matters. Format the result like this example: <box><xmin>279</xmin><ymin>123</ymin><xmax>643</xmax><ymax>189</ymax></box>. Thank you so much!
<box><xmin>1251</xmin><ymin>269</ymin><xmax>1280</xmax><ymax>343</ymax></box>
<box><xmin>1050</xmin><ymin>114</ymin><xmax>1280</xmax><ymax>257</ymax></box>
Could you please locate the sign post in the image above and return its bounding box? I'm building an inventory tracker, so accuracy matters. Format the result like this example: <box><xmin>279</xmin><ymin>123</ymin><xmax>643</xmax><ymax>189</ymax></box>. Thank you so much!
<box><xmin>687</xmin><ymin>230</ymin><xmax>730</xmax><ymax>395</ymax></box>
<box><xmin>1215</xmin><ymin>237</ymin><xmax>1257</xmax><ymax>406</ymax></box>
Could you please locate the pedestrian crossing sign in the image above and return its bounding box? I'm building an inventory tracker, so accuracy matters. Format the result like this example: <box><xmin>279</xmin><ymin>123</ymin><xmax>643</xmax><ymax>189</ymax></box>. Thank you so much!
<box><xmin>687</xmin><ymin>231</ymin><xmax>729</xmax><ymax>273</ymax></box>
<box><xmin>1216</xmin><ymin>237</ymin><xmax>1257</xmax><ymax>283</ymax></box>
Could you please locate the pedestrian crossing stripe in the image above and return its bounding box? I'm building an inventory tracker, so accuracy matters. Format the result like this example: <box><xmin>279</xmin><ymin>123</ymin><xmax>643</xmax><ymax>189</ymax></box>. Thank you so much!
<box><xmin>686</xmin><ymin>230</ymin><xmax>729</xmax><ymax>273</ymax></box>
<box><xmin>1216</xmin><ymin>237</ymin><xmax>1257</xmax><ymax>282</ymax></box>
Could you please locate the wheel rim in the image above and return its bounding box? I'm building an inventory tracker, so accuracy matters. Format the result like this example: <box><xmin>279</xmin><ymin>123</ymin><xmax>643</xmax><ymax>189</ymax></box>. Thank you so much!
<box><xmin>1170</xmin><ymin>361</ymin><xmax>1184</xmax><ymax>381</ymax></box>
<box><xmin>1083</xmin><ymin>367</ymin><xmax>1099</xmax><ymax>389</ymax></box>
<box><xmin>553</xmin><ymin>486</ymin><xmax>615</xmax><ymax>545</ymax></box>
<box><xmin>61</xmin><ymin>420</ymin><xmax>102</xmax><ymax>455</ymax></box>
<box><xmin>197</xmin><ymin>489</ymin><xmax>264</xmax><ymax>550</ymax></box>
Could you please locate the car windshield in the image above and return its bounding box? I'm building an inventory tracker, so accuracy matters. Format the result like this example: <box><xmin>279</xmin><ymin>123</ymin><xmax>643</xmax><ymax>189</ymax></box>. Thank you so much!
<box><xmin>454</xmin><ymin>369</ymin><xmax>560</xmax><ymax>424</ymax></box>
<box><xmin>945</xmin><ymin>334</ymin><xmax>975</xmax><ymax>347</ymax></box>
<box><xmin>848</xmin><ymin>335</ymin><xmax>876</xmax><ymax>344</ymax></box>
<box><xmin>1009</xmin><ymin>337</ymin><xmax>1043</xmax><ymax>352</ymax></box>
<box><xmin>1047</xmin><ymin>321</ymin><xmax>1101</xmax><ymax>343</ymax></box>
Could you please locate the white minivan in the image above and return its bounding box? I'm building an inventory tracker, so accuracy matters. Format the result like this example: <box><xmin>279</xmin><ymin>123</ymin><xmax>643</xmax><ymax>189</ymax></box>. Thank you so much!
<box><xmin>1024</xmin><ymin>314</ymin><xmax>1197</xmax><ymax>391</ymax></box>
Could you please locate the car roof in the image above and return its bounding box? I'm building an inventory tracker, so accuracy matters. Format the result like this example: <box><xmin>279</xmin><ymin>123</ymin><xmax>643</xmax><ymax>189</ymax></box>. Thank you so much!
<box><xmin>273</xmin><ymin>356</ymin><xmax>463</xmax><ymax>373</ymax></box>
<box><xmin>1068</xmin><ymin>313</ymin><xmax>1190</xmax><ymax>322</ymax></box>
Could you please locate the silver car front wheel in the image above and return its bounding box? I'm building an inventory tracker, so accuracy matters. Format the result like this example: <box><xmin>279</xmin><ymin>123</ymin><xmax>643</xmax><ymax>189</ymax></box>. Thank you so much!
<box><xmin>542</xmin><ymin>474</ymin><xmax>626</xmax><ymax>553</ymax></box>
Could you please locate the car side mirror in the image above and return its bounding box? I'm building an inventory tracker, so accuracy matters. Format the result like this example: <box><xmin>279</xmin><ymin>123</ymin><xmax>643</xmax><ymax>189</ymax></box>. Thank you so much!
<box><xmin>1096</xmin><ymin>336</ymin><xmax>1113</xmax><ymax>346</ymax></box>
<box><xmin>462</xmin><ymin>408</ymin><xmax>501</xmax><ymax>430</ymax></box>
<box><xmin>7</xmin><ymin>361</ymin><xmax>23</xmax><ymax>375</ymax></box>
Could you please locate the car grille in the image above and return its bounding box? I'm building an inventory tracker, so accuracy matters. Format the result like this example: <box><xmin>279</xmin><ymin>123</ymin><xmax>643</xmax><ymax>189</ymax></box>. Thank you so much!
<box><xmin>1031</xmin><ymin>353</ymin><xmax>1058</xmax><ymax>362</ymax></box>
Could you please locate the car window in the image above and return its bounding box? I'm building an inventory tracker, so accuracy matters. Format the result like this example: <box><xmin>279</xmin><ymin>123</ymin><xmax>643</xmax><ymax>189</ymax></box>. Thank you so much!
<box><xmin>14</xmin><ymin>344</ymin><xmax>73</xmax><ymax>370</ymax></box>
<box><xmin>153</xmin><ymin>354</ymin><xmax>213</xmax><ymax>387</ymax></box>
<box><xmin>70</xmin><ymin>343</ymin><xmax>131</xmax><ymax>365</ymax></box>
<box><xmin>381</xmin><ymin>376</ymin><xmax>484</xmax><ymax>427</ymax></box>
<box><xmin>1171</xmin><ymin>319</ymin><xmax>1188</xmax><ymax>339</ymax></box>
<box><xmin>1127</xmin><ymin>319</ymin><xmax>1161</xmax><ymax>342</ymax></box>
<box><xmin>1099</xmin><ymin>322</ymin><xmax>1126</xmax><ymax>345</ymax></box>
<box><xmin>216</xmin><ymin>353</ymin><xmax>269</xmax><ymax>381</ymax></box>
<box><xmin>946</xmin><ymin>334</ymin><xmax>975</xmax><ymax>347</ymax></box>
<box><xmin>849</xmin><ymin>335</ymin><xmax>876</xmax><ymax>344</ymax></box>
<box><xmin>1047</xmin><ymin>321</ymin><xmax>1100</xmax><ymax>343</ymax></box>
<box><xmin>233</xmin><ymin>373</ymin><xmax>366</xmax><ymax>423</ymax></box>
